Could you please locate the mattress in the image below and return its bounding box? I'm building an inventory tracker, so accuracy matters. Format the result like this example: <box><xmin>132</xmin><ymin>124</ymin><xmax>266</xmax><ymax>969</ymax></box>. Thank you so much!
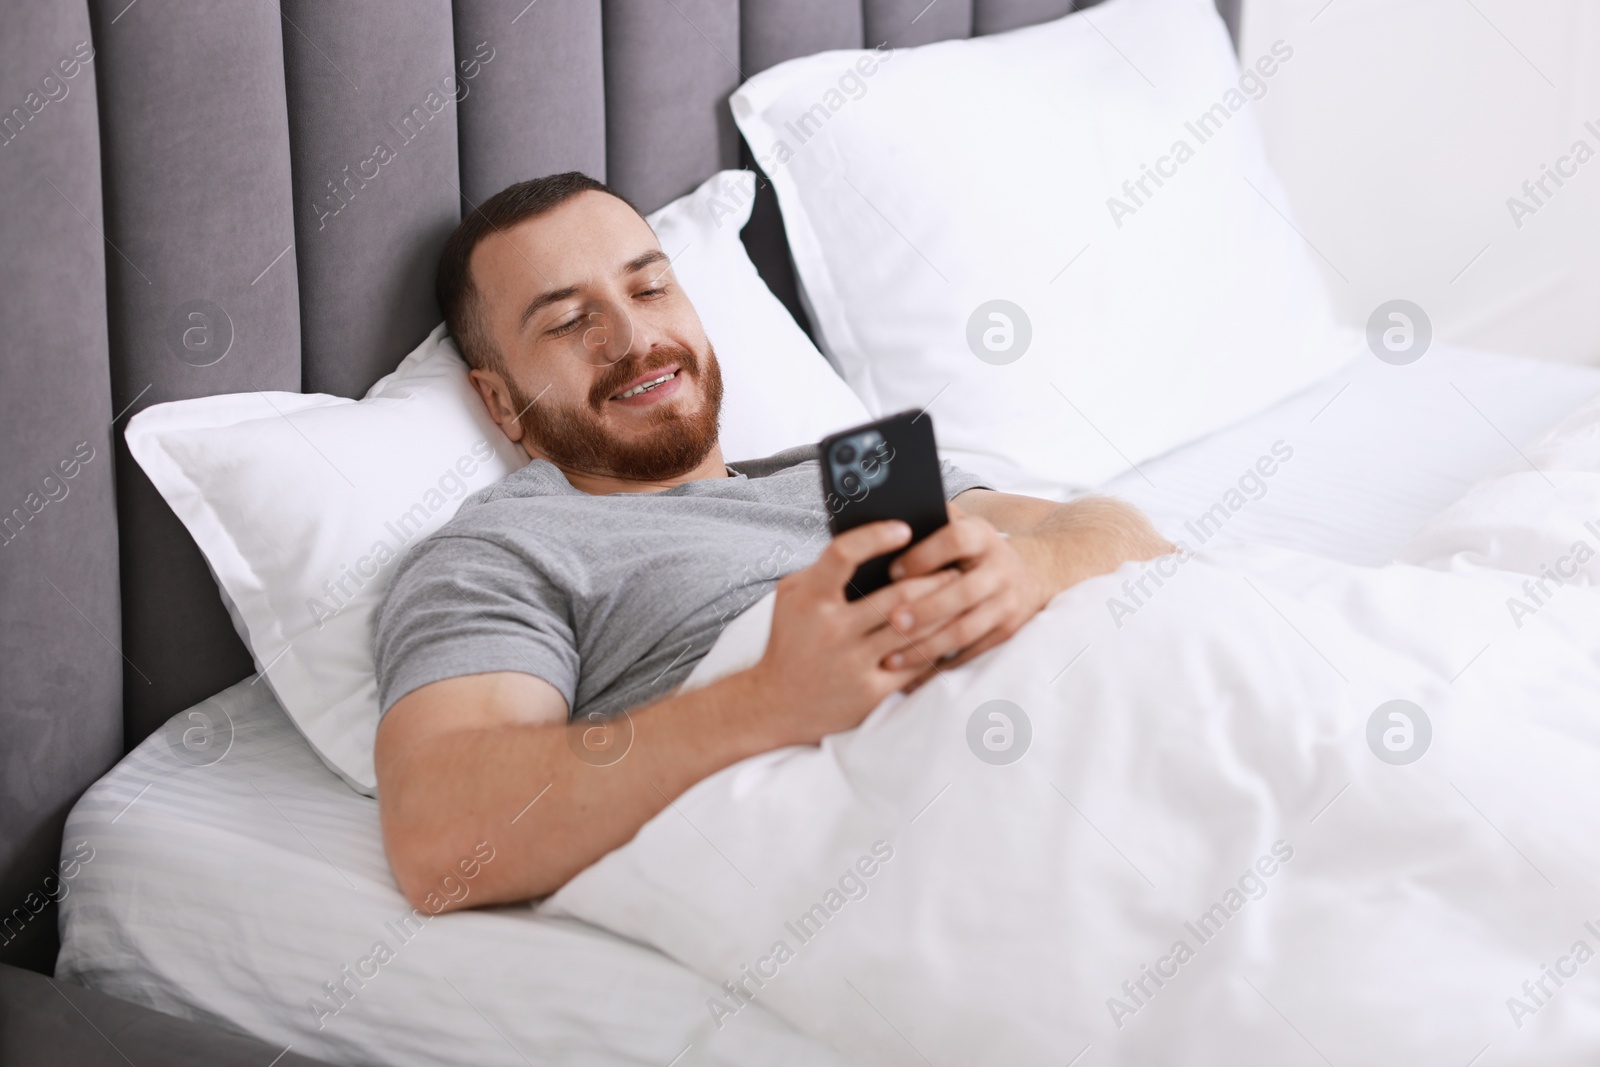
<box><xmin>56</xmin><ymin>345</ymin><xmax>1600</xmax><ymax>1066</ymax></box>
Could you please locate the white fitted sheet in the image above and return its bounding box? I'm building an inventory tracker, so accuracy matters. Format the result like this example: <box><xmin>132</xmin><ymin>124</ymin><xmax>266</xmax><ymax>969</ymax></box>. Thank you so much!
<box><xmin>56</xmin><ymin>345</ymin><xmax>1600</xmax><ymax>1066</ymax></box>
<box><xmin>56</xmin><ymin>676</ymin><xmax>847</xmax><ymax>1067</ymax></box>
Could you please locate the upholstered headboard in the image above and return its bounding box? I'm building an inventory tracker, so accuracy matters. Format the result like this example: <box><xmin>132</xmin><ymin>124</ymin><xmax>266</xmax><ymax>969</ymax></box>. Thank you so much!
<box><xmin>0</xmin><ymin>0</ymin><xmax>1240</xmax><ymax>974</ymax></box>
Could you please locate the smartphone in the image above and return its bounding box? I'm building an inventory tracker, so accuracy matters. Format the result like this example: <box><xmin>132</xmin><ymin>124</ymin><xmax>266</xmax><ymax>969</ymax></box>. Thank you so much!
<box><xmin>818</xmin><ymin>410</ymin><xmax>950</xmax><ymax>600</ymax></box>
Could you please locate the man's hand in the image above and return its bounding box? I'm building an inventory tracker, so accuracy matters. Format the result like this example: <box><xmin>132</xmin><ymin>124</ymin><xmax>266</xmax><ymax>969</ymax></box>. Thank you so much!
<box><xmin>886</xmin><ymin>494</ymin><xmax>1176</xmax><ymax>674</ymax></box>
<box><xmin>751</xmin><ymin>520</ymin><xmax>963</xmax><ymax>742</ymax></box>
<box><xmin>877</xmin><ymin>501</ymin><xmax>1050</xmax><ymax>675</ymax></box>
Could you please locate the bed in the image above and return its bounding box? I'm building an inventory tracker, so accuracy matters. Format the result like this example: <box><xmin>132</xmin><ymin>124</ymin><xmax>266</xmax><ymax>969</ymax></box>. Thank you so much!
<box><xmin>53</xmin><ymin>342</ymin><xmax>1600</xmax><ymax>1064</ymax></box>
<box><xmin>2</xmin><ymin>0</ymin><xmax>1240</xmax><ymax>979</ymax></box>
<box><xmin>14</xmin><ymin>0</ymin><xmax>1600</xmax><ymax>1064</ymax></box>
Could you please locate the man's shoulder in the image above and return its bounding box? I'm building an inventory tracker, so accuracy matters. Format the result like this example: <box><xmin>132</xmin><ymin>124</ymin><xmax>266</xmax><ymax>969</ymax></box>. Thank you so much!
<box><xmin>458</xmin><ymin>458</ymin><xmax>571</xmax><ymax>509</ymax></box>
<box><xmin>417</xmin><ymin>459</ymin><xmax>579</xmax><ymax>538</ymax></box>
<box><xmin>388</xmin><ymin>461</ymin><xmax>564</xmax><ymax>575</ymax></box>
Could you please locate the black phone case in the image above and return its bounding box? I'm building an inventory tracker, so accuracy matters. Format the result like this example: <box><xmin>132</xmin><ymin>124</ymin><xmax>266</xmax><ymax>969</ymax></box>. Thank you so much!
<box><xmin>818</xmin><ymin>410</ymin><xmax>949</xmax><ymax>600</ymax></box>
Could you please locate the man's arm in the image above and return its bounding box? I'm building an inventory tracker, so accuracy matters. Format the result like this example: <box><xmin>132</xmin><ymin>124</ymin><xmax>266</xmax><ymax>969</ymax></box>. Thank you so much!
<box><xmin>882</xmin><ymin>490</ymin><xmax>1176</xmax><ymax>672</ymax></box>
<box><xmin>954</xmin><ymin>489</ymin><xmax>1177</xmax><ymax>591</ymax></box>
<box><xmin>377</xmin><ymin>493</ymin><xmax>1172</xmax><ymax>909</ymax></box>
<box><xmin>376</xmin><ymin>520</ymin><xmax>962</xmax><ymax>911</ymax></box>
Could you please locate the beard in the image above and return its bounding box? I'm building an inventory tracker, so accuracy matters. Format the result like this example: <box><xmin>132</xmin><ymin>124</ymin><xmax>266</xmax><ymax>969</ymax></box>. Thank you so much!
<box><xmin>506</xmin><ymin>342</ymin><xmax>724</xmax><ymax>484</ymax></box>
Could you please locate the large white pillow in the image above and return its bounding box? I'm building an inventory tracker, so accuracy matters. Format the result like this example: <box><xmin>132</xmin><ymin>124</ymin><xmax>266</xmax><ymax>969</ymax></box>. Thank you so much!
<box><xmin>731</xmin><ymin>0</ymin><xmax>1358</xmax><ymax>496</ymax></box>
<box><xmin>128</xmin><ymin>175</ymin><xmax>866</xmax><ymax>793</ymax></box>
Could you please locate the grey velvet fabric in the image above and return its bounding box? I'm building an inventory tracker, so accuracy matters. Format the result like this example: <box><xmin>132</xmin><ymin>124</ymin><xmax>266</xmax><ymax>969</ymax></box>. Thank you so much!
<box><xmin>282</xmin><ymin>0</ymin><xmax>460</xmax><ymax>399</ymax></box>
<box><xmin>742</xmin><ymin>0</ymin><xmax>863</xmax><ymax>73</ymax></box>
<box><xmin>0</xmin><ymin>963</ymin><xmax>337</xmax><ymax>1066</ymax></box>
<box><xmin>603</xmin><ymin>0</ymin><xmax>742</xmax><ymax>213</ymax></box>
<box><xmin>864</xmin><ymin>0</ymin><xmax>975</xmax><ymax>47</ymax></box>
<box><xmin>454</xmin><ymin>0</ymin><xmax>607</xmax><ymax>209</ymax></box>
<box><xmin>92</xmin><ymin>0</ymin><xmax>300</xmax><ymax>754</ymax></box>
<box><xmin>0</xmin><ymin>0</ymin><xmax>117</xmax><ymax>974</ymax></box>
<box><xmin>978</xmin><ymin>0</ymin><xmax>1075</xmax><ymax>35</ymax></box>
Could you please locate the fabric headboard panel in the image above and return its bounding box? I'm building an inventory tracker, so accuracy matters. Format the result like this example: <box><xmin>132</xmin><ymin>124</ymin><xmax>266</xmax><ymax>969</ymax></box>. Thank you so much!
<box><xmin>0</xmin><ymin>0</ymin><xmax>122</xmax><ymax>975</ymax></box>
<box><xmin>95</xmin><ymin>0</ymin><xmax>302</xmax><ymax>782</ymax></box>
<box><xmin>0</xmin><ymin>0</ymin><xmax>1240</xmax><ymax>974</ymax></box>
<box><xmin>455</xmin><ymin>2</ymin><xmax>607</xmax><ymax>207</ymax></box>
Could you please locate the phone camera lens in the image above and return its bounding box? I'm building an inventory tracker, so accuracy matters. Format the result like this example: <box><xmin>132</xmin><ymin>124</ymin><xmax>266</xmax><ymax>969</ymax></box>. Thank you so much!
<box><xmin>840</xmin><ymin>471</ymin><xmax>862</xmax><ymax>494</ymax></box>
<box><xmin>834</xmin><ymin>443</ymin><xmax>858</xmax><ymax>464</ymax></box>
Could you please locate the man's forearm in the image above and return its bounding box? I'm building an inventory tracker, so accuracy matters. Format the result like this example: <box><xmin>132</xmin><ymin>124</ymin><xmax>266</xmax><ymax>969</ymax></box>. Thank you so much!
<box><xmin>1019</xmin><ymin>496</ymin><xmax>1177</xmax><ymax>592</ymax></box>
<box><xmin>380</xmin><ymin>667</ymin><xmax>791</xmax><ymax>908</ymax></box>
<box><xmin>959</xmin><ymin>490</ymin><xmax>1176</xmax><ymax>595</ymax></box>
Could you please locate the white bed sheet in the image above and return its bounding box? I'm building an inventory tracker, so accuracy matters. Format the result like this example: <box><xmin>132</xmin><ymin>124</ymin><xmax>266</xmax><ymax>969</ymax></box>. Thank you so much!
<box><xmin>55</xmin><ymin>676</ymin><xmax>847</xmax><ymax>1067</ymax></box>
<box><xmin>56</xmin><ymin>345</ymin><xmax>1600</xmax><ymax>1066</ymax></box>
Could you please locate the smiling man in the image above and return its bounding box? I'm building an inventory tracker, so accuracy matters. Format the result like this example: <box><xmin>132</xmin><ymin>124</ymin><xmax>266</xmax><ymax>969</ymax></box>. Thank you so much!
<box><xmin>372</xmin><ymin>172</ymin><xmax>1173</xmax><ymax>909</ymax></box>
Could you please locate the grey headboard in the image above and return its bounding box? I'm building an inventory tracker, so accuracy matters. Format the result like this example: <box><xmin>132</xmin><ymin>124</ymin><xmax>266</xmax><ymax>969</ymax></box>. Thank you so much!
<box><xmin>0</xmin><ymin>0</ymin><xmax>1240</xmax><ymax>974</ymax></box>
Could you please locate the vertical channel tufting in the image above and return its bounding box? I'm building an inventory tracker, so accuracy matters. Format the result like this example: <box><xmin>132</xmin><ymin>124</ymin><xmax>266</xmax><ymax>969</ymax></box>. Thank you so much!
<box><xmin>602</xmin><ymin>0</ymin><xmax>741</xmax><ymax>214</ymax></box>
<box><xmin>282</xmin><ymin>0</ymin><xmax>460</xmax><ymax>399</ymax></box>
<box><xmin>454</xmin><ymin>0</ymin><xmax>606</xmax><ymax>210</ymax></box>
<box><xmin>741</xmin><ymin>0</ymin><xmax>863</xmax><ymax>73</ymax></box>
<box><xmin>92</xmin><ymin>0</ymin><xmax>301</xmax><ymax>748</ymax></box>
<box><xmin>0</xmin><ymin>0</ymin><xmax>120</xmax><ymax>975</ymax></box>
<box><xmin>975</xmin><ymin>0</ymin><xmax>1072</xmax><ymax>35</ymax></box>
<box><xmin>862</xmin><ymin>0</ymin><xmax>973</xmax><ymax>48</ymax></box>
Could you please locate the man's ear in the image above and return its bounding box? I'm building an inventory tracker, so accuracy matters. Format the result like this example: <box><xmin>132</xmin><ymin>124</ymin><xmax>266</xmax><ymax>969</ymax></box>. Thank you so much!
<box><xmin>468</xmin><ymin>367</ymin><xmax>527</xmax><ymax>446</ymax></box>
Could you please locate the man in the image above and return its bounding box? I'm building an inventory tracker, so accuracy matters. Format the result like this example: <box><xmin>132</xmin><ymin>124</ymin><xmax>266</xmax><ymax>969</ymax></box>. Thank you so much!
<box><xmin>373</xmin><ymin>172</ymin><xmax>1173</xmax><ymax>910</ymax></box>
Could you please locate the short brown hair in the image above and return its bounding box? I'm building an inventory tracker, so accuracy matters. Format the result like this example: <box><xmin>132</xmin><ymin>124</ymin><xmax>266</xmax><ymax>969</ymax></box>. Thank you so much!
<box><xmin>436</xmin><ymin>172</ymin><xmax>635</xmax><ymax>373</ymax></box>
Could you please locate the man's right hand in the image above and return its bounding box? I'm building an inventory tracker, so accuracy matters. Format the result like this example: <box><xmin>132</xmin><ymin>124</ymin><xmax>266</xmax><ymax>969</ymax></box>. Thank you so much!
<box><xmin>749</xmin><ymin>520</ymin><xmax>963</xmax><ymax>744</ymax></box>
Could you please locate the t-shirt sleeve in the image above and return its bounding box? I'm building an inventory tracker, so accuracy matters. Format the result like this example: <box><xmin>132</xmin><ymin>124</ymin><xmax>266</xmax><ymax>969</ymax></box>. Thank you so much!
<box><xmin>373</xmin><ymin>533</ymin><xmax>580</xmax><ymax>717</ymax></box>
<box><xmin>938</xmin><ymin>460</ymin><xmax>993</xmax><ymax>501</ymax></box>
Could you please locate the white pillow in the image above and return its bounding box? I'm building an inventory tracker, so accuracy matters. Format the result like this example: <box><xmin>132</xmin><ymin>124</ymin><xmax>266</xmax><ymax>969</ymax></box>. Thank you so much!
<box><xmin>128</xmin><ymin>177</ymin><xmax>866</xmax><ymax>793</ymax></box>
<box><xmin>731</xmin><ymin>0</ymin><xmax>1358</xmax><ymax>496</ymax></box>
<box><xmin>127</xmin><ymin>326</ymin><xmax>523</xmax><ymax>793</ymax></box>
<box><xmin>647</xmin><ymin>169</ymin><xmax>870</xmax><ymax>460</ymax></box>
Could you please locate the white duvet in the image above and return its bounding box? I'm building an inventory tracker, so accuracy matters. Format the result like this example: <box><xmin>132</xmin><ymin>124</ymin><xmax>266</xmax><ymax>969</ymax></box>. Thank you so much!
<box><xmin>544</xmin><ymin>391</ymin><xmax>1600</xmax><ymax>1066</ymax></box>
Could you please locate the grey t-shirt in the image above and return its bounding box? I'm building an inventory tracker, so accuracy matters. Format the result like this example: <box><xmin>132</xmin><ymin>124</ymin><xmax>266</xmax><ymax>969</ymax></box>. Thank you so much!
<box><xmin>373</xmin><ymin>445</ymin><xmax>990</xmax><ymax>720</ymax></box>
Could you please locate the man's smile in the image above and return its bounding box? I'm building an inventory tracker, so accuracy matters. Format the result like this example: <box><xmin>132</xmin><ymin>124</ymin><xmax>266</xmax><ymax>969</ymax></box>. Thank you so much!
<box><xmin>609</xmin><ymin>365</ymin><xmax>683</xmax><ymax>407</ymax></box>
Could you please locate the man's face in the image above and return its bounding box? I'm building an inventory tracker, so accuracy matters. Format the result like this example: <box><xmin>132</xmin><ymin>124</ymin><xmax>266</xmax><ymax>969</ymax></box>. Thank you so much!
<box><xmin>466</xmin><ymin>190</ymin><xmax>723</xmax><ymax>484</ymax></box>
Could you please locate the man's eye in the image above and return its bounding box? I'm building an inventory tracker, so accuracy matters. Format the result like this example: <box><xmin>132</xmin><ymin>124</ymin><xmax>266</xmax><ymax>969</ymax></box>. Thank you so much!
<box><xmin>547</xmin><ymin>317</ymin><xmax>582</xmax><ymax>337</ymax></box>
<box><xmin>636</xmin><ymin>287</ymin><xmax>667</xmax><ymax>299</ymax></box>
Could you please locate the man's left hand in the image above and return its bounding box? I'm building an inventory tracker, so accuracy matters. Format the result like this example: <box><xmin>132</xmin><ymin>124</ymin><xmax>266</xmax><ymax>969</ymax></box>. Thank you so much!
<box><xmin>879</xmin><ymin>502</ymin><xmax>1053</xmax><ymax>678</ymax></box>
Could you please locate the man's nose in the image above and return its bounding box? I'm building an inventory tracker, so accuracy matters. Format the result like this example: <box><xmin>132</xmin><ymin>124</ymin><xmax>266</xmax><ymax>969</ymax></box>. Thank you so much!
<box><xmin>577</xmin><ymin>299</ymin><xmax>638</xmax><ymax>366</ymax></box>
